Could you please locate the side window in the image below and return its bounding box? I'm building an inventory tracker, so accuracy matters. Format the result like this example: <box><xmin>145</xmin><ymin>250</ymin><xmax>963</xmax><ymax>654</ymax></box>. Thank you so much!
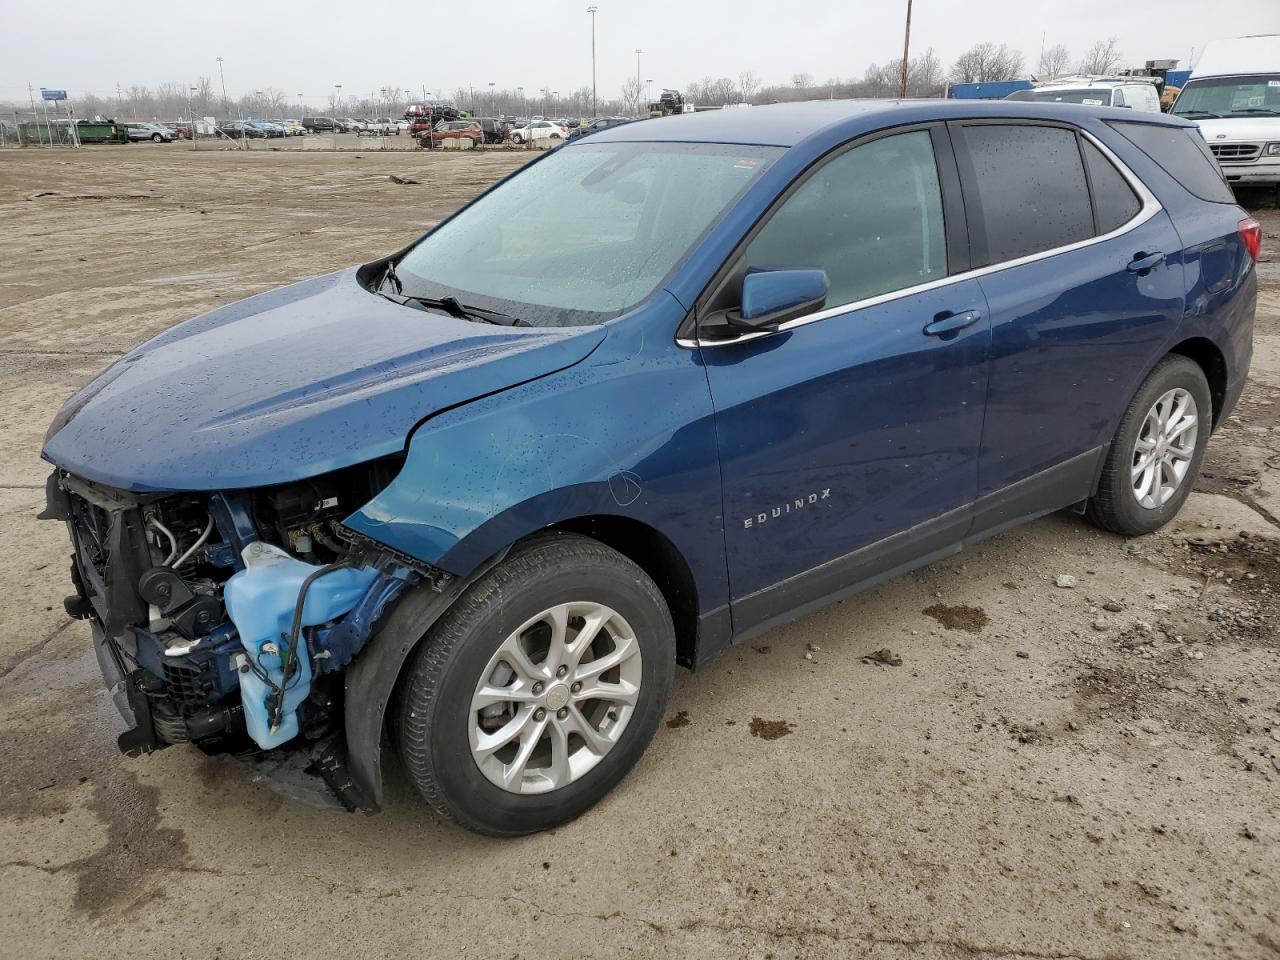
<box><xmin>1108</xmin><ymin>120</ymin><xmax>1236</xmax><ymax>204</ymax></box>
<box><xmin>744</xmin><ymin>130</ymin><xmax>946</xmax><ymax>308</ymax></box>
<box><xmin>1082</xmin><ymin>140</ymin><xmax>1141</xmax><ymax>233</ymax></box>
<box><xmin>1112</xmin><ymin>88</ymin><xmax>1127</xmax><ymax>108</ymax></box>
<box><xmin>959</xmin><ymin>124</ymin><xmax>1093</xmax><ymax>264</ymax></box>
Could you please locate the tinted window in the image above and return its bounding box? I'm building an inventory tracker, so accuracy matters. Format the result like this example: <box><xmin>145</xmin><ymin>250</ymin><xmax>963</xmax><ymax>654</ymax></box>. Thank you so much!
<box><xmin>1083</xmin><ymin>140</ymin><xmax>1141</xmax><ymax>233</ymax></box>
<box><xmin>744</xmin><ymin>130</ymin><xmax>946</xmax><ymax>308</ymax></box>
<box><xmin>1108</xmin><ymin>121</ymin><xmax>1235</xmax><ymax>203</ymax></box>
<box><xmin>961</xmin><ymin>124</ymin><xmax>1093</xmax><ymax>264</ymax></box>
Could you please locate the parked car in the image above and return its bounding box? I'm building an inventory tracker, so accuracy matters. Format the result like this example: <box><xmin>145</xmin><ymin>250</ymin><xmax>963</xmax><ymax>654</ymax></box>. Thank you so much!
<box><xmin>509</xmin><ymin>119</ymin><xmax>567</xmax><ymax>144</ymax></box>
<box><xmin>161</xmin><ymin>121</ymin><xmax>193</xmax><ymax>140</ymax></box>
<box><xmin>302</xmin><ymin>117</ymin><xmax>341</xmax><ymax>133</ymax></box>
<box><xmin>218</xmin><ymin>121</ymin><xmax>264</xmax><ymax>139</ymax></box>
<box><xmin>40</xmin><ymin>100</ymin><xmax>1257</xmax><ymax>837</ymax></box>
<box><xmin>339</xmin><ymin>117</ymin><xmax>365</xmax><ymax>132</ymax></box>
<box><xmin>422</xmin><ymin>119</ymin><xmax>483</xmax><ymax>148</ymax></box>
<box><xmin>1170</xmin><ymin>34</ymin><xmax>1280</xmax><ymax>188</ymax></box>
<box><xmin>268</xmin><ymin>119</ymin><xmax>305</xmax><ymax>136</ymax></box>
<box><xmin>1006</xmin><ymin>77</ymin><xmax>1162</xmax><ymax>112</ymax></box>
<box><xmin>568</xmin><ymin>116</ymin><xmax>634</xmax><ymax>139</ymax></box>
<box><xmin>367</xmin><ymin>117</ymin><xmax>401</xmax><ymax>135</ymax></box>
<box><xmin>125</xmin><ymin>122</ymin><xmax>175</xmax><ymax>143</ymax></box>
<box><xmin>248</xmin><ymin>121</ymin><xmax>287</xmax><ymax>138</ymax></box>
<box><xmin>473</xmin><ymin>117</ymin><xmax>509</xmax><ymax>143</ymax></box>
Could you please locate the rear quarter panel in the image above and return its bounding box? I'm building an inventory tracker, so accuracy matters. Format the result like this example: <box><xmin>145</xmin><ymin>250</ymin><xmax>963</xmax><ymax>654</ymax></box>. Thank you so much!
<box><xmin>1086</xmin><ymin>118</ymin><xmax>1255</xmax><ymax>425</ymax></box>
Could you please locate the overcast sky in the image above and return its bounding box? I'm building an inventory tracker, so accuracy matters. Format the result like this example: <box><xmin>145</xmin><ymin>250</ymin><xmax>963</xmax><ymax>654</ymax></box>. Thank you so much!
<box><xmin>3</xmin><ymin>0</ymin><xmax>1277</xmax><ymax>104</ymax></box>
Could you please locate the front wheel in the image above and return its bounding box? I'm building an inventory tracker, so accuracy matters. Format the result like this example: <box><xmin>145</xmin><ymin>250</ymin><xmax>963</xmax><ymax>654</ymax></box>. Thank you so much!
<box><xmin>396</xmin><ymin>533</ymin><xmax>675</xmax><ymax>836</ymax></box>
<box><xmin>1086</xmin><ymin>354</ymin><xmax>1212</xmax><ymax>536</ymax></box>
<box><xmin>511</xmin><ymin>133</ymin><xmax>523</xmax><ymax>144</ymax></box>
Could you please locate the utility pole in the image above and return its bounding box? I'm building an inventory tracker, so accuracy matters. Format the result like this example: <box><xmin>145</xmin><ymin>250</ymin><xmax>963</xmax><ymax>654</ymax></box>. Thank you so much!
<box><xmin>635</xmin><ymin>49</ymin><xmax>643</xmax><ymax>112</ymax></box>
<box><xmin>898</xmin><ymin>0</ymin><xmax>913</xmax><ymax>98</ymax></box>
<box><xmin>216</xmin><ymin>58</ymin><xmax>228</xmax><ymax>115</ymax></box>
<box><xmin>587</xmin><ymin>6</ymin><xmax>598</xmax><ymax>117</ymax></box>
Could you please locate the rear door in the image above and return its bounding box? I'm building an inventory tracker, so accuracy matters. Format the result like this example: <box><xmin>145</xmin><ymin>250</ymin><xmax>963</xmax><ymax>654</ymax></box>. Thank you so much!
<box><xmin>950</xmin><ymin>120</ymin><xmax>1185</xmax><ymax>526</ymax></box>
<box><xmin>698</xmin><ymin>125</ymin><xmax>991</xmax><ymax>627</ymax></box>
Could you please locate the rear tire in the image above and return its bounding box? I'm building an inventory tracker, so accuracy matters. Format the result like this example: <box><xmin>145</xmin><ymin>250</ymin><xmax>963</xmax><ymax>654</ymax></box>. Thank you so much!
<box><xmin>1086</xmin><ymin>355</ymin><xmax>1212</xmax><ymax>536</ymax></box>
<box><xmin>396</xmin><ymin>533</ymin><xmax>675</xmax><ymax>836</ymax></box>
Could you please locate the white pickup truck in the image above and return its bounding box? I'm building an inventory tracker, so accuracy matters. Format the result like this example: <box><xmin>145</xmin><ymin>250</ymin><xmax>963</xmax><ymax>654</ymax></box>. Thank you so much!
<box><xmin>1171</xmin><ymin>35</ymin><xmax>1280</xmax><ymax>187</ymax></box>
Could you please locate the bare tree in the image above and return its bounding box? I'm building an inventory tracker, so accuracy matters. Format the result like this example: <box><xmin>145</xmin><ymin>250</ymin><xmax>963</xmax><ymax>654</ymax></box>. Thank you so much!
<box><xmin>620</xmin><ymin>76</ymin><xmax>644</xmax><ymax>116</ymax></box>
<box><xmin>1078</xmin><ymin>37</ymin><xmax>1123</xmax><ymax>75</ymax></box>
<box><xmin>1038</xmin><ymin>43</ymin><xmax>1072</xmax><ymax>78</ymax></box>
<box><xmin>949</xmin><ymin>43</ymin><xmax>1025</xmax><ymax>83</ymax></box>
<box><xmin>737</xmin><ymin>70</ymin><xmax>761</xmax><ymax>103</ymax></box>
<box><xmin>792</xmin><ymin>72</ymin><xmax>813</xmax><ymax>90</ymax></box>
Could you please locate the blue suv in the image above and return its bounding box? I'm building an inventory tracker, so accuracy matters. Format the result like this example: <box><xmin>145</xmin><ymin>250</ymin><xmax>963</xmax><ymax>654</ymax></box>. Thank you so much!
<box><xmin>41</xmin><ymin>100</ymin><xmax>1258</xmax><ymax>835</ymax></box>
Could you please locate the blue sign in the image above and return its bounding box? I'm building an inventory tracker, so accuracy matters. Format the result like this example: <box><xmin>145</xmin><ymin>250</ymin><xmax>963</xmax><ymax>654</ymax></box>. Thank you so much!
<box><xmin>41</xmin><ymin>89</ymin><xmax>67</xmax><ymax>101</ymax></box>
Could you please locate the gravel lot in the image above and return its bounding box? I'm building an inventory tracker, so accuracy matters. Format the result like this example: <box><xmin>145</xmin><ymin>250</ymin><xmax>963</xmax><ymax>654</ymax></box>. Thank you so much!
<box><xmin>0</xmin><ymin>147</ymin><xmax>1277</xmax><ymax>960</ymax></box>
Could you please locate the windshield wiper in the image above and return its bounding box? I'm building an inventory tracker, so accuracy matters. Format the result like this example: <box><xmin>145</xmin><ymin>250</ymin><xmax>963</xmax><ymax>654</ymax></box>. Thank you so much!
<box><xmin>377</xmin><ymin>259</ymin><xmax>527</xmax><ymax>326</ymax></box>
<box><xmin>1232</xmin><ymin>108</ymin><xmax>1280</xmax><ymax>116</ymax></box>
<box><xmin>1177</xmin><ymin>110</ymin><xmax>1222</xmax><ymax>119</ymax></box>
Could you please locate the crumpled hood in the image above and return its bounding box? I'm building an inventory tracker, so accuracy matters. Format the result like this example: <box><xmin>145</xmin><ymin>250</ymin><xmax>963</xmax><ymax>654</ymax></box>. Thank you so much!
<box><xmin>42</xmin><ymin>267</ymin><xmax>605</xmax><ymax>492</ymax></box>
<box><xmin>1192</xmin><ymin>117</ymin><xmax>1280</xmax><ymax>145</ymax></box>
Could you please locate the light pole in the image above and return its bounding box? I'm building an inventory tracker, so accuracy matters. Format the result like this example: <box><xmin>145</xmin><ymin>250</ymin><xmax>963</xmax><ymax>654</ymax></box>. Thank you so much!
<box><xmin>586</xmin><ymin>5</ymin><xmax>598</xmax><ymax>117</ymax></box>
<box><xmin>334</xmin><ymin>84</ymin><xmax>342</xmax><ymax>113</ymax></box>
<box><xmin>634</xmin><ymin>49</ymin><xmax>643</xmax><ymax>115</ymax></box>
<box><xmin>518</xmin><ymin>86</ymin><xmax>524</xmax><ymax>119</ymax></box>
<box><xmin>298</xmin><ymin>93</ymin><xmax>304</xmax><ymax>116</ymax></box>
<box><xmin>488</xmin><ymin>81</ymin><xmax>495</xmax><ymax>116</ymax></box>
<box><xmin>216</xmin><ymin>57</ymin><xmax>228</xmax><ymax>115</ymax></box>
<box><xmin>187</xmin><ymin>85</ymin><xmax>196</xmax><ymax>147</ymax></box>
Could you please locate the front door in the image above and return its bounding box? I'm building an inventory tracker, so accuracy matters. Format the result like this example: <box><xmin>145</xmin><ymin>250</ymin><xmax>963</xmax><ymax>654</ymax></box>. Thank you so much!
<box><xmin>698</xmin><ymin>127</ymin><xmax>991</xmax><ymax>631</ymax></box>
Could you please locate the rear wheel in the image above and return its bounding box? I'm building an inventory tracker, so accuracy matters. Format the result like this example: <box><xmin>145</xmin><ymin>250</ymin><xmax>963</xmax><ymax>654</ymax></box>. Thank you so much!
<box><xmin>1086</xmin><ymin>355</ymin><xmax>1212</xmax><ymax>536</ymax></box>
<box><xmin>396</xmin><ymin>533</ymin><xmax>675</xmax><ymax>836</ymax></box>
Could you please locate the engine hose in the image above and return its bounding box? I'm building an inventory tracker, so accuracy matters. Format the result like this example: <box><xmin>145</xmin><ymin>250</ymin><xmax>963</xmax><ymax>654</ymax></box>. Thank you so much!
<box><xmin>270</xmin><ymin>561</ymin><xmax>354</xmax><ymax>728</ymax></box>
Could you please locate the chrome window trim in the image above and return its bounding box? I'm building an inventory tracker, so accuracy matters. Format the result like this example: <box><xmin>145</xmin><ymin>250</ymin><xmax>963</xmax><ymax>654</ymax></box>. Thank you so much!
<box><xmin>681</xmin><ymin>128</ymin><xmax>1162</xmax><ymax>350</ymax></box>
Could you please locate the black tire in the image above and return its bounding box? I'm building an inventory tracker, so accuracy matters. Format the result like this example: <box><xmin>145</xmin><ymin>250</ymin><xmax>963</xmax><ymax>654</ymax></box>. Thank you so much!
<box><xmin>151</xmin><ymin>133</ymin><xmax>163</xmax><ymax>142</ymax></box>
<box><xmin>396</xmin><ymin>533</ymin><xmax>675</xmax><ymax>836</ymax></box>
<box><xmin>1086</xmin><ymin>354</ymin><xmax>1212</xmax><ymax>536</ymax></box>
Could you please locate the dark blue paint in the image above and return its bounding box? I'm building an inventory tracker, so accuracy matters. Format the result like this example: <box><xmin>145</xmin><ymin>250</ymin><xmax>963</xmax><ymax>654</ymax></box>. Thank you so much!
<box><xmin>44</xmin><ymin>100</ymin><xmax>1256</xmax><ymax>652</ymax></box>
<box><xmin>741</xmin><ymin>268</ymin><xmax>829</xmax><ymax>322</ymax></box>
<box><xmin>42</xmin><ymin>269</ymin><xmax>604</xmax><ymax>492</ymax></box>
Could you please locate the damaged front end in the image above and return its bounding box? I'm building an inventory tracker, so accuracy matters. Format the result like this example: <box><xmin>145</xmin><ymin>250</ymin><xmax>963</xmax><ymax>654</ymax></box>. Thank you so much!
<box><xmin>40</xmin><ymin>458</ymin><xmax>443</xmax><ymax>811</ymax></box>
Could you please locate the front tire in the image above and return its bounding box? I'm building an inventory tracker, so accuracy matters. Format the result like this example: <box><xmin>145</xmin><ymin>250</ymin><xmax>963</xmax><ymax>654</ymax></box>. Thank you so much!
<box><xmin>396</xmin><ymin>533</ymin><xmax>675</xmax><ymax>836</ymax></box>
<box><xmin>1086</xmin><ymin>355</ymin><xmax>1212</xmax><ymax>536</ymax></box>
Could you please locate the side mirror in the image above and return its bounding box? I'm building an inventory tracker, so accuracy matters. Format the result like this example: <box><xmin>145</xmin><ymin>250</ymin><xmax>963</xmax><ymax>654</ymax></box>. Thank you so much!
<box><xmin>728</xmin><ymin>268</ymin><xmax>829</xmax><ymax>332</ymax></box>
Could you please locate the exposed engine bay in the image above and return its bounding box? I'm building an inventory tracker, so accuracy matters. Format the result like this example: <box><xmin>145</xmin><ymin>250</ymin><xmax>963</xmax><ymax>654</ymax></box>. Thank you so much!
<box><xmin>40</xmin><ymin>456</ymin><xmax>439</xmax><ymax>809</ymax></box>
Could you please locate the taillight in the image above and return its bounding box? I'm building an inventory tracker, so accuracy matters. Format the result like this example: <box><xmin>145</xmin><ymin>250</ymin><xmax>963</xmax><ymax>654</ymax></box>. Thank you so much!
<box><xmin>1238</xmin><ymin>217</ymin><xmax>1262</xmax><ymax>263</ymax></box>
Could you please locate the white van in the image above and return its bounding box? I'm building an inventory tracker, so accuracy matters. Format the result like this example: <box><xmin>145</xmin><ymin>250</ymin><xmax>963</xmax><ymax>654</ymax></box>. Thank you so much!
<box><xmin>1171</xmin><ymin>35</ymin><xmax>1280</xmax><ymax>186</ymax></box>
<box><xmin>1006</xmin><ymin>77</ymin><xmax>1162</xmax><ymax>112</ymax></box>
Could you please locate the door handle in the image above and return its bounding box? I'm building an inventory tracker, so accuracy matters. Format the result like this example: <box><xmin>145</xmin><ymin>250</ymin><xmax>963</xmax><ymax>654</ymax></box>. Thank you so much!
<box><xmin>1126</xmin><ymin>251</ymin><xmax>1165</xmax><ymax>274</ymax></box>
<box><xmin>923</xmin><ymin>310</ymin><xmax>981</xmax><ymax>337</ymax></box>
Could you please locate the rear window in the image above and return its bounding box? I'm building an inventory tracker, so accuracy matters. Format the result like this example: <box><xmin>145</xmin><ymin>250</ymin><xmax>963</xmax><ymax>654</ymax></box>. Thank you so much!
<box><xmin>1082</xmin><ymin>140</ymin><xmax>1141</xmax><ymax>233</ymax></box>
<box><xmin>1108</xmin><ymin>121</ymin><xmax>1235</xmax><ymax>204</ymax></box>
<box><xmin>959</xmin><ymin>124</ymin><xmax>1094</xmax><ymax>265</ymax></box>
<box><xmin>1007</xmin><ymin>88</ymin><xmax>1113</xmax><ymax>106</ymax></box>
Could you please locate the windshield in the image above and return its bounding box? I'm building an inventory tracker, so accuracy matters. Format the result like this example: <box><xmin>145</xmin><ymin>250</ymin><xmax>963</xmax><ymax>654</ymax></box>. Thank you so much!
<box><xmin>1172</xmin><ymin>74</ymin><xmax>1280</xmax><ymax>118</ymax></box>
<box><xmin>394</xmin><ymin>140</ymin><xmax>781</xmax><ymax>326</ymax></box>
<box><xmin>1007</xmin><ymin>88</ymin><xmax>1114</xmax><ymax>105</ymax></box>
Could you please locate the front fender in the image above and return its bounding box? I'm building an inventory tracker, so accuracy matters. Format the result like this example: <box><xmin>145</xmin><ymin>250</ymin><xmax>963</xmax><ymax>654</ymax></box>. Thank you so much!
<box><xmin>342</xmin><ymin>300</ymin><xmax>729</xmax><ymax>622</ymax></box>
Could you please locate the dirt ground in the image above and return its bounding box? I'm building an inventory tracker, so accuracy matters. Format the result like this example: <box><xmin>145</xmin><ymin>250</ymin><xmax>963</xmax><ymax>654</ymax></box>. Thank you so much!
<box><xmin>0</xmin><ymin>146</ymin><xmax>1278</xmax><ymax>960</ymax></box>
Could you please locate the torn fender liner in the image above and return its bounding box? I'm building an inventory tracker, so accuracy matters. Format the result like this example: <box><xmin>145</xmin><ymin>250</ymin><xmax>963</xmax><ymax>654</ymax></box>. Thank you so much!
<box><xmin>344</xmin><ymin>548</ymin><xmax>507</xmax><ymax>810</ymax></box>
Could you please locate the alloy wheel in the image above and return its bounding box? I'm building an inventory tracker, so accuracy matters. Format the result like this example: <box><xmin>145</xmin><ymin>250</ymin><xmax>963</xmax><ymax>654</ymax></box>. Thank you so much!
<box><xmin>469</xmin><ymin>602</ymin><xmax>642</xmax><ymax>794</ymax></box>
<box><xmin>1131</xmin><ymin>387</ymin><xmax>1198</xmax><ymax>509</ymax></box>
